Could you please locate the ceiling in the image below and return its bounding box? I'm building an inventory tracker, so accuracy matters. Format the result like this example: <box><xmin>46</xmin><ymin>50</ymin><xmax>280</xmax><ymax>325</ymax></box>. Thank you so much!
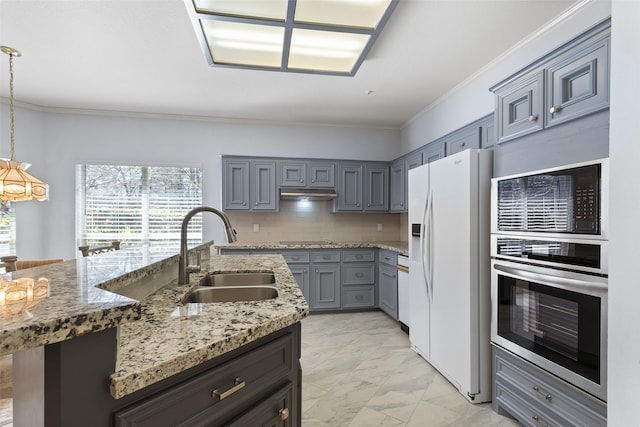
<box><xmin>0</xmin><ymin>0</ymin><xmax>578</xmax><ymax>128</ymax></box>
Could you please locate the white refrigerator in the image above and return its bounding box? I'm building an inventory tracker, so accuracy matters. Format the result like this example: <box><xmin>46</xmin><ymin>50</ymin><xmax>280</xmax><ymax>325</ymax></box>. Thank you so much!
<box><xmin>407</xmin><ymin>148</ymin><xmax>492</xmax><ymax>403</ymax></box>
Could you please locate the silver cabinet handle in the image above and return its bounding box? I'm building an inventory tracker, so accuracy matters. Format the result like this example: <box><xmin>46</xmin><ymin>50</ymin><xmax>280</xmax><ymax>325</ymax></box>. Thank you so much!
<box><xmin>292</xmin><ymin>256</ymin><xmax>300</xmax><ymax>260</ymax></box>
<box><xmin>279</xmin><ymin>408</ymin><xmax>290</xmax><ymax>420</ymax></box>
<box><xmin>355</xmin><ymin>272</ymin><xmax>364</xmax><ymax>278</ymax></box>
<box><xmin>367</xmin><ymin>203</ymin><xmax>371</xmax><ymax>207</ymax></box>
<box><xmin>299</xmin><ymin>179</ymin><xmax>304</xmax><ymax>183</ymax></box>
<box><xmin>532</xmin><ymin>415</ymin><xmax>550</xmax><ymax>427</ymax></box>
<box><xmin>357</xmin><ymin>203</ymin><xmax>360</xmax><ymax>207</ymax></box>
<box><xmin>528</xmin><ymin>114</ymin><xmax>538</xmax><ymax>121</ymax></box>
<box><xmin>315</xmin><ymin>269</ymin><xmax>319</xmax><ymax>273</ymax></box>
<box><xmin>356</xmin><ymin>255</ymin><xmax>363</xmax><ymax>260</ymax></box>
<box><xmin>255</xmin><ymin>202</ymin><xmax>258</xmax><ymax>206</ymax></box>
<box><xmin>549</xmin><ymin>106</ymin><xmax>561</xmax><ymax>114</ymax></box>
<box><xmin>460</xmin><ymin>142</ymin><xmax>466</xmax><ymax>147</ymax></box>
<box><xmin>242</xmin><ymin>201</ymin><xmax>247</xmax><ymax>206</ymax></box>
<box><xmin>311</xmin><ymin>179</ymin><xmax>316</xmax><ymax>183</ymax></box>
<box><xmin>532</xmin><ymin>386</ymin><xmax>552</xmax><ymax>401</ymax></box>
<box><xmin>212</xmin><ymin>377</ymin><xmax>245</xmax><ymax>400</ymax></box>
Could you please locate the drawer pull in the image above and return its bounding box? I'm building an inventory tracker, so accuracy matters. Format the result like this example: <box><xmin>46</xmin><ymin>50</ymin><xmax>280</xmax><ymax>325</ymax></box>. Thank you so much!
<box><xmin>279</xmin><ymin>408</ymin><xmax>290</xmax><ymax>421</ymax></box>
<box><xmin>532</xmin><ymin>386</ymin><xmax>552</xmax><ymax>401</ymax></box>
<box><xmin>528</xmin><ymin>114</ymin><xmax>538</xmax><ymax>122</ymax></box>
<box><xmin>355</xmin><ymin>272</ymin><xmax>364</xmax><ymax>278</ymax></box>
<box><xmin>292</xmin><ymin>256</ymin><xmax>300</xmax><ymax>260</ymax></box>
<box><xmin>356</xmin><ymin>255</ymin><xmax>363</xmax><ymax>260</ymax></box>
<box><xmin>323</xmin><ymin>255</ymin><xmax>331</xmax><ymax>260</ymax></box>
<box><xmin>532</xmin><ymin>414</ymin><xmax>551</xmax><ymax>427</ymax></box>
<box><xmin>212</xmin><ymin>377</ymin><xmax>245</xmax><ymax>400</ymax></box>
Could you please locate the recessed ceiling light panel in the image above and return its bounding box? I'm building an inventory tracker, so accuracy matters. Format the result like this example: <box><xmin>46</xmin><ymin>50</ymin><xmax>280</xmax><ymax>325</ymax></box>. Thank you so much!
<box><xmin>294</xmin><ymin>0</ymin><xmax>393</xmax><ymax>29</ymax></box>
<box><xmin>185</xmin><ymin>0</ymin><xmax>398</xmax><ymax>76</ymax></box>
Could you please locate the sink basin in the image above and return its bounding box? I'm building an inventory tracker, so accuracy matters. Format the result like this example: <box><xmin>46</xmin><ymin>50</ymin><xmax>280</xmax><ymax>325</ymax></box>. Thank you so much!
<box><xmin>198</xmin><ymin>272</ymin><xmax>275</xmax><ymax>287</ymax></box>
<box><xmin>182</xmin><ymin>285</ymin><xmax>279</xmax><ymax>303</ymax></box>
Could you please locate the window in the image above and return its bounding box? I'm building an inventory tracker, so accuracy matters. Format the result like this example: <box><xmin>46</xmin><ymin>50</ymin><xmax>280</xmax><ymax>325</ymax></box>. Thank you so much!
<box><xmin>76</xmin><ymin>164</ymin><xmax>202</xmax><ymax>254</ymax></box>
<box><xmin>0</xmin><ymin>203</ymin><xmax>16</xmax><ymax>257</ymax></box>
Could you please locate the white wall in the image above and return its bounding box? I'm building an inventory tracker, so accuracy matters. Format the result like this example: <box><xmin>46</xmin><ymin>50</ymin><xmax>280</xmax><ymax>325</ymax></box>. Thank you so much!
<box><xmin>607</xmin><ymin>0</ymin><xmax>640</xmax><ymax>424</ymax></box>
<box><xmin>7</xmin><ymin>109</ymin><xmax>399</xmax><ymax>259</ymax></box>
<box><xmin>400</xmin><ymin>0</ymin><xmax>612</xmax><ymax>152</ymax></box>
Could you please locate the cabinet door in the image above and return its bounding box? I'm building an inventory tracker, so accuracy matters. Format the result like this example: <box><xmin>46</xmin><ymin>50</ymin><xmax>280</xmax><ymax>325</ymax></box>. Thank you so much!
<box><xmin>223</xmin><ymin>159</ymin><xmax>250</xmax><ymax>210</ymax></box>
<box><xmin>403</xmin><ymin>152</ymin><xmax>422</xmax><ymax>213</ymax></box>
<box><xmin>308</xmin><ymin>162</ymin><xmax>335</xmax><ymax>188</ymax></box>
<box><xmin>336</xmin><ymin>163</ymin><xmax>362</xmax><ymax>211</ymax></box>
<box><xmin>364</xmin><ymin>164</ymin><xmax>388</xmax><ymax>211</ymax></box>
<box><xmin>289</xmin><ymin>265</ymin><xmax>310</xmax><ymax>303</ymax></box>
<box><xmin>310</xmin><ymin>263</ymin><xmax>341</xmax><ymax>310</ymax></box>
<box><xmin>389</xmin><ymin>159</ymin><xmax>405</xmax><ymax>212</ymax></box>
<box><xmin>420</xmin><ymin>140</ymin><xmax>445</xmax><ymax>164</ymax></box>
<box><xmin>495</xmin><ymin>72</ymin><xmax>544</xmax><ymax>144</ymax></box>
<box><xmin>251</xmin><ymin>161</ymin><xmax>277</xmax><ymax>211</ymax></box>
<box><xmin>480</xmin><ymin>116</ymin><xmax>495</xmax><ymax>149</ymax></box>
<box><xmin>446</xmin><ymin>126</ymin><xmax>481</xmax><ymax>156</ymax></box>
<box><xmin>379</xmin><ymin>264</ymin><xmax>398</xmax><ymax>321</ymax></box>
<box><xmin>279</xmin><ymin>162</ymin><xmax>306</xmax><ymax>187</ymax></box>
<box><xmin>545</xmin><ymin>39</ymin><xmax>609</xmax><ymax>128</ymax></box>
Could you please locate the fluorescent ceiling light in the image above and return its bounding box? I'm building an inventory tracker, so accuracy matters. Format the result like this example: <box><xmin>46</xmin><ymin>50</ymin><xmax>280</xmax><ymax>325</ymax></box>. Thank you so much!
<box><xmin>184</xmin><ymin>0</ymin><xmax>398</xmax><ymax>76</ymax></box>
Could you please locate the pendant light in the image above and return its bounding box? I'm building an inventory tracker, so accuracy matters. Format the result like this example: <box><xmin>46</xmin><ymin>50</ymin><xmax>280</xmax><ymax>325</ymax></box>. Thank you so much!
<box><xmin>0</xmin><ymin>46</ymin><xmax>48</xmax><ymax>202</ymax></box>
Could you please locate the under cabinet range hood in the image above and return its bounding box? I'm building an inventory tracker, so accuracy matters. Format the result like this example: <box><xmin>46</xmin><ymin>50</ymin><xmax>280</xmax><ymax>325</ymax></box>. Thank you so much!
<box><xmin>279</xmin><ymin>188</ymin><xmax>337</xmax><ymax>201</ymax></box>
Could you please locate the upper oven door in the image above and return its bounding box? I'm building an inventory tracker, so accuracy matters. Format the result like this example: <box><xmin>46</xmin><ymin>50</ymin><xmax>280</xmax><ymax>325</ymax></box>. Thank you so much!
<box><xmin>491</xmin><ymin>158</ymin><xmax>609</xmax><ymax>240</ymax></box>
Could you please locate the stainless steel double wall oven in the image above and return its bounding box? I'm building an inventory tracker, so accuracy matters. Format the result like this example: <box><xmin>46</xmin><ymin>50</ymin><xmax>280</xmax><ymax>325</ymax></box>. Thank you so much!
<box><xmin>490</xmin><ymin>158</ymin><xmax>609</xmax><ymax>402</ymax></box>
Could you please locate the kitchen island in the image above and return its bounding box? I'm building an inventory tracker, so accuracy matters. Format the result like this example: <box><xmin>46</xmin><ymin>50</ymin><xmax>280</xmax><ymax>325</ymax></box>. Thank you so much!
<box><xmin>1</xmin><ymin>245</ymin><xmax>308</xmax><ymax>426</ymax></box>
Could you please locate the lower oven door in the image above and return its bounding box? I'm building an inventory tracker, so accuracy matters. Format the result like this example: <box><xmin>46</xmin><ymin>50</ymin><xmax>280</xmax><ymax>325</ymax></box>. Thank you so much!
<box><xmin>491</xmin><ymin>259</ymin><xmax>608</xmax><ymax>402</ymax></box>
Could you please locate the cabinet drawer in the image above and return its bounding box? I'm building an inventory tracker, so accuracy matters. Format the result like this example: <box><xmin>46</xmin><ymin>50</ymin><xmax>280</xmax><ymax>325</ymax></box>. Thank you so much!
<box><xmin>310</xmin><ymin>251</ymin><xmax>341</xmax><ymax>263</ymax></box>
<box><xmin>341</xmin><ymin>250</ymin><xmax>375</xmax><ymax>263</ymax></box>
<box><xmin>494</xmin><ymin>349</ymin><xmax>606</xmax><ymax>426</ymax></box>
<box><xmin>495</xmin><ymin>381</ymin><xmax>566</xmax><ymax>427</ymax></box>
<box><xmin>225</xmin><ymin>382</ymin><xmax>294</xmax><ymax>427</ymax></box>
<box><xmin>379</xmin><ymin>249</ymin><xmax>397</xmax><ymax>267</ymax></box>
<box><xmin>342</xmin><ymin>264</ymin><xmax>375</xmax><ymax>285</ymax></box>
<box><xmin>282</xmin><ymin>251</ymin><xmax>309</xmax><ymax>264</ymax></box>
<box><xmin>342</xmin><ymin>286</ymin><xmax>375</xmax><ymax>308</ymax></box>
<box><xmin>114</xmin><ymin>334</ymin><xmax>294</xmax><ymax>427</ymax></box>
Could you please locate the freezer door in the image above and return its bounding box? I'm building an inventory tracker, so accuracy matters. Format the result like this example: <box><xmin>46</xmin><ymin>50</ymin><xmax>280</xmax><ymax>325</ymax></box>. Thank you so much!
<box><xmin>427</xmin><ymin>150</ymin><xmax>479</xmax><ymax>397</ymax></box>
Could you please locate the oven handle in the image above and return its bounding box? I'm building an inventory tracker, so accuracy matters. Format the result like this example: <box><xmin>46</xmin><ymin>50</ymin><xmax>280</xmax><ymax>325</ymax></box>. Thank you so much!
<box><xmin>493</xmin><ymin>263</ymin><xmax>608</xmax><ymax>292</ymax></box>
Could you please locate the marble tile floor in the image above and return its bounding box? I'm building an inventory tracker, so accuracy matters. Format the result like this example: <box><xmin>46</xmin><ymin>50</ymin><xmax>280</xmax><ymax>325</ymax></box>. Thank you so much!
<box><xmin>300</xmin><ymin>311</ymin><xmax>521</xmax><ymax>427</ymax></box>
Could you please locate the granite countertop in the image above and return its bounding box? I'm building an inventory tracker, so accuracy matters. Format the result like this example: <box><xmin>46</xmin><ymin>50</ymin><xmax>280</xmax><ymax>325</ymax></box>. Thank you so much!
<box><xmin>0</xmin><ymin>249</ymin><xmax>176</xmax><ymax>356</ymax></box>
<box><xmin>216</xmin><ymin>240</ymin><xmax>409</xmax><ymax>256</ymax></box>
<box><xmin>110</xmin><ymin>253</ymin><xmax>308</xmax><ymax>399</ymax></box>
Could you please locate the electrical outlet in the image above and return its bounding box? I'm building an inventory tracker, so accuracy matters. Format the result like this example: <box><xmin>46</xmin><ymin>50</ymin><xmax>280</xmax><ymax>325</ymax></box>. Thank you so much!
<box><xmin>253</xmin><ymin>224</ymin><xmax>260</xmax><ymax>233</ymax></box>
<box><xmin>377</xmin><ymin>224</ymin><xmax>383</xmax><ymax>232</ymax></box>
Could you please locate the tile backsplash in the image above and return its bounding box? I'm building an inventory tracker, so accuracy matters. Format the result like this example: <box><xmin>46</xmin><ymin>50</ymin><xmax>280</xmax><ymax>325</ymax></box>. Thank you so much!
<box><xmin>226</xmin><ymin>200</ymin><xmax>406</xmax><ymax>243</ymax></box>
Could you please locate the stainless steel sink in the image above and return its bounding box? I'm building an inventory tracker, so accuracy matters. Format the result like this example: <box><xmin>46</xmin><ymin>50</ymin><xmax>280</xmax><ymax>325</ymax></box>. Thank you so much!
<box><xmin>182</xmin><ymin>285</ymin><xmax>278</xmax><ymax>303</ymax></box>
<box><xmin>198</xmin><ymin>272</ymin><xmax>275</xmax><ymax>287</ymax></box>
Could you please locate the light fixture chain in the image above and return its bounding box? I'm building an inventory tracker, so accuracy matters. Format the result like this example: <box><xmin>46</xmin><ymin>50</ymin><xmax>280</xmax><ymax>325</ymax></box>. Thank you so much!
<box><xmin>8</xmin><ymin>52</ymin><xmax>15</xmax><ymax>160</ymax></box>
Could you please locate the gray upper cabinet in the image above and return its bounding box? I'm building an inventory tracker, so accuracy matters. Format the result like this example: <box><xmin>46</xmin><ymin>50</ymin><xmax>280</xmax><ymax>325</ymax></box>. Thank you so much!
<box><xmin>480</xmin><ymin>115</ymin><xmax>495</xmax><ymax>148</ymax></box>
<box><xmin>223</xmin><ymin>158</ymin><xmax>250</xmax><ymax>210</ymax></box>
<box><xmin>336</xmin><ymin>162</ymin><xmax>363</xmax><ymax>211</ymax></box>
<box><xmin>308</xmin><ymin>162</ymin><xmax>335</xmax><ymax>188</ymax></box>
<box><xmin>495</xmin><ymin>71</ymin><xmax>544</xmax><ymax>144</ymax></box>
<box><xmin>545</xmin><ymin>36</ymin><xmax>609</xmax><ymax>128</ymax></box>
<box><xmin>420</xmin><ymin>140</ymin><xmax>445</xmax><ymax>164</ymax></box>
<box><xmin>279</xmin><ymin>160</ymin><xmax>335</xmax><ymax>188</ymax></box>
<box><xmin>222</xmin><ymin>157</ymin><xmax>278</xmax><ymax>211</ymax></box>
<box><xmin>389</xmin><ymin>159</ymin><xmax>405</xmax><ymax>212</ymax></box>
<box><xmin>446</xmin><ymin>125</ymin><xmax>482</xmax><ymax>156</ymax></box>
<box><xmin>279</xmin><ymin>161</ymin><xmax>306</xmax><ymax>187</ymax></box>
<box><xmin>364</xmin><ymin>163</ymin><xmax>389</xmax><ymax>211</ymax></box>
<box><xmin>492</xmin><ymin>20</ymin><xmax>610</xmax><ymax>144</ymax></box>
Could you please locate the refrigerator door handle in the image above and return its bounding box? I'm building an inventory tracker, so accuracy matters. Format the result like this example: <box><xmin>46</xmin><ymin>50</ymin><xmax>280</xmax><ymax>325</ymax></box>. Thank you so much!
<box><xmin>420</xmin><ymin>190</ymin><xmax>431</xmax><ymax>303</ymax></box>
<box><xmin>425</xmin><ymin>190</ymin><xmax>433</xmax><ymax>304</ymax></box>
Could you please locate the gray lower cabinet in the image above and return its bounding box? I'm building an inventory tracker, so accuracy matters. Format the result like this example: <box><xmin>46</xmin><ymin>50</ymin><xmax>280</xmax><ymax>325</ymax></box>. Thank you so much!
<box><xmin>379</xmin><ymin>249</ymin><xmax>398</xmax><ymax>321</ymax></box>
<box><xmin>493</xmin><ymin>345</ymin><xmax>606</xmax><ymax>427</ymax></box>
<box><xmin>222</xmin><ymin>157</ymin><xmax>278</xmax><ymax>211</ymax></box>
<box><xmin>111</xmin><ymin>325</ymin><xmax>301</xmax><ymax>427</ymax></box>
<box><xmin>341</xmin><ymin>249</ymin><xmax>376</xmax><ymax>309</ymax></box>
<box><xmin>282</xmin><ymin>251</ymin><xmax>310</xmax><ymax>303</ymax></box>
<box><xmin>310</xmin><ymin>251</ymin><xmax>341</xmax><ymax>310</ymax></box>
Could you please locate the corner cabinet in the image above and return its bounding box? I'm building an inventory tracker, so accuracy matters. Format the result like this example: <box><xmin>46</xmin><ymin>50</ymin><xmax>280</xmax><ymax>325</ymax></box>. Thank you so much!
<box><xmin>492</xmin><ymin>20</ymin><xmax>610</xmax><ymax>144</ymax></box>
<box><xmin>222</xmin><ymin>157</ymin><xmax>278</xmax><ymax>212</ymax></box>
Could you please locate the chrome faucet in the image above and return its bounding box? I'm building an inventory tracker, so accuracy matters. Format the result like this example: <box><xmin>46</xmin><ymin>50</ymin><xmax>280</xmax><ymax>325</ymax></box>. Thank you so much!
<box><xmin>179</xmin><ymin>206</ymin><xmax>237</xmax><ymax>285</ymax></box>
